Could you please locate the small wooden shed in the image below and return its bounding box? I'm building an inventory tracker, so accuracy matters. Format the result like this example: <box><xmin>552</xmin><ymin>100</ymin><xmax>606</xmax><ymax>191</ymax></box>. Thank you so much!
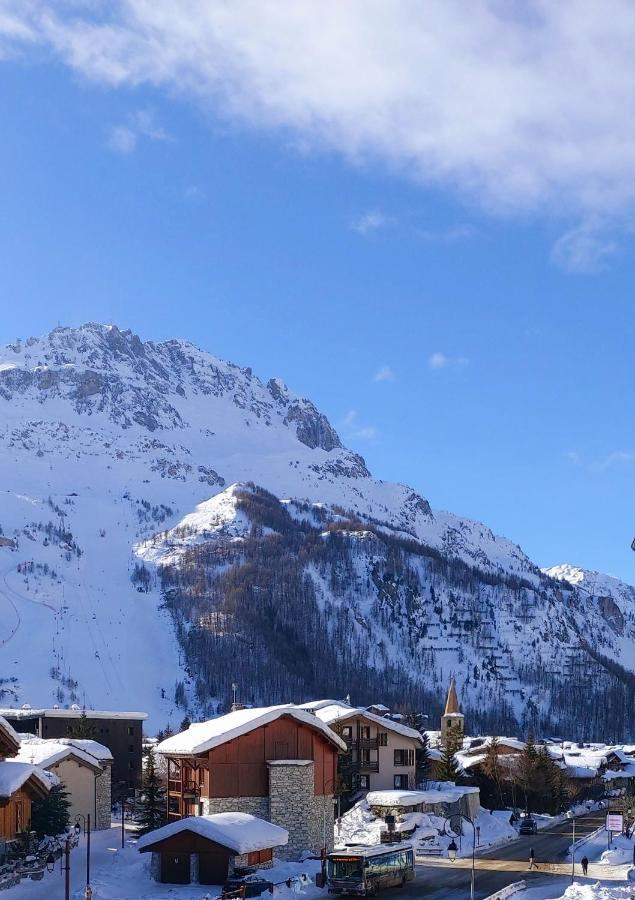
<box><xmin>137</xmin><ymin>812</ymin><xmax>288</xmax><ymax>886</ymax></box>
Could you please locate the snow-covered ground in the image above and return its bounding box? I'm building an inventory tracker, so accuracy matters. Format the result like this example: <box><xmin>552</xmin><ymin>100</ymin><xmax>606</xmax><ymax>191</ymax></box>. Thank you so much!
<box><xmin>336</xmin><ymin>798</ymin><xmax>517</xmax><ymax>857</ymax></box>
<box><xmin>6</xmin><ymin>825</ymin><xmax>323</xmax><ymax>900</ymax></box>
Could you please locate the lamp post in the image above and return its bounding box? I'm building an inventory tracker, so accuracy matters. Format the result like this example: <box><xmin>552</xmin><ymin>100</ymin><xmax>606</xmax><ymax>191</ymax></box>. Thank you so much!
<box><xmin>567</xmin><ymin>810</ymin><xmax>576</xmax><ymax>882</ymax></box>
<box><xmin>75</xmin><ymin>813</ymin><xmax>92</xmax><ymax>895</ymax></box>
<box><xmin>323</xmin><ymin>778</ymin><xmax>339</xmax><ymax>853</ymax></box>
<box><xmin>444</xmin><ymin>814</ymin><xmax>476</xmax><ymax>900</ymax></box>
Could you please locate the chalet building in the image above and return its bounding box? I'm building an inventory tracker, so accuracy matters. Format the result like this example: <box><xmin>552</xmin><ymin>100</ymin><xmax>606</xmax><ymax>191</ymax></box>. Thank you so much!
<box><xmin>138</xmin><ymin>813</ymin><xmax>288</xmax><ymax>886</ymax></box>
<box><xmin>300</xmin><ymin>700</ymin><xmax>423</xmax><ymax>792</ymax></box>
<box><xmin>0</xmin><ymin>717</ymin><xmax>51</xmax><ymax>845</ymax></box>
<box><xmin>440</xmin><ymin>678</ymin><xmax>464</xmax><ymax>750</ymax></box>
<box><xmin>0</xmin><ymin>706</ymin><xmax>147</xmax><ymax>790</ymax></box>
<box><xmin>15</xmin><ymin>734</ymin><xmax>113</xmax><ymax>830</ymax></box>
<box><xmin>156</xmin><ymin>705</ymin><xmax>346</xmax><ymax>859</ymax></box>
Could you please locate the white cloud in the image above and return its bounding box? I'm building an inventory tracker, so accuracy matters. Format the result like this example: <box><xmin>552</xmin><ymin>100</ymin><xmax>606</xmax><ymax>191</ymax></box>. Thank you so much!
<box><xmin>341</xmin><ymin>410</ymin><xmax>377</xmax><ymax>440</ymax></box>
<box><xmin>372</xmin><ymin>365</ymin><xmax>395</xmax><ymax>383</ymax></box>
<box><xmin>350</xmin><ymin>210</ymin><xmax>391</xmax><ymax>236</ymax></box>
<box><xmin>428</xmin><ymin>352</ymin><xmax>469</xmax><ymax>371</ymax></box>
<box><xmin>7</xmin><ymin>3</ymin><xmax>635</xmax><ymax>219</ymax></box>
<box><xmin>107</xmin><ymin>109</ymin><xmax>173</xmax><ymax>155</ymax></box>
<box><xmin>565</xmin><ymin>449</ymin><xmax>635</xmax><ymax>471</ymax></box>
<box><xmin>551</xmin><ymin>217</ymin><xmax>618</xmax><ymax>273</ymax></box>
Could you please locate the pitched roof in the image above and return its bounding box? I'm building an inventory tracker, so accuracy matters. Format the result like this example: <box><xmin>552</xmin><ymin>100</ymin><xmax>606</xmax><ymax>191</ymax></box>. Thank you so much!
<box><xmin>0</xmin><ymin>716</ymin><xmax>20</xmax><ymax>758</ymax></box>
<box><xmin>15</xmin><ymin>734</ymin><xmax>112</xmax><ymax>771</ymax></box>
<box><xmin>137</xmin><ymin>812</ymin><xmax>288</xmax><ymax>854</ymax></box>
<box><xmin>444</xmin><ymin>678</ymin><xmax>461</xmax><ymax>716</ymax></box>
<box><xmin>0</xmin><ymin>760</ymin><xmax>54</xmax><ymax>799</ymax></box>
<box><xmin>156</xmin><ymin>704</ymin><xmax>347</xmax><ymax>756</ymax></box>
<box><xmin>310</xmin><ymin>703</ymin><xmax>423</xmax><ymax>743</ymax></box>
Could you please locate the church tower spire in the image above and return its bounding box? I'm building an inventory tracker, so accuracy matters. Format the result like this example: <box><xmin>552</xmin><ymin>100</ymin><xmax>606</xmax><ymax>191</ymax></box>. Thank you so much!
<box><xmin>441</xmin><ymin>676</ymin><xmax>464</xmax><ymax>750</ymax></box>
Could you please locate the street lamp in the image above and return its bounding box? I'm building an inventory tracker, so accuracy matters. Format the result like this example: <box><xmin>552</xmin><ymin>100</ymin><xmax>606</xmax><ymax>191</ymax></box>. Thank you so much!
<box><xmin>444</xmin><ymin>814</ymin><xmax>477</xmax><ymax>900</ymax></box>
<box><xmin>567</xmin><ymin>810</ymin><xmax>576</xmax><ymax>882</ymax></box>
<box><xmin>75</xmin><ymin>813</ymin><xmax>92</xmax><ymax>896</ymax></box>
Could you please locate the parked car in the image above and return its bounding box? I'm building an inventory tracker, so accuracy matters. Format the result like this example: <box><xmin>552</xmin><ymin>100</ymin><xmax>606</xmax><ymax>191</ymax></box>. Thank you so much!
<box><xmin>519</xmin><ymin>817</ymin><xmax>538</xmax><ymax>835</ymax></box>
<box><xmin>223</xmin><ymin>875</ymin><xmax>272</xmax><ymax>898</ymax></box>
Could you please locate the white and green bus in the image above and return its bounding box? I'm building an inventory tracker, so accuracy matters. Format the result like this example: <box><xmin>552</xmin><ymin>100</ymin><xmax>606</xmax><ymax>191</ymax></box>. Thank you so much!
<box><xmin>326</xmin><ymin>844</ymin><xmax>415</xmax><ymax>896</ymax></box>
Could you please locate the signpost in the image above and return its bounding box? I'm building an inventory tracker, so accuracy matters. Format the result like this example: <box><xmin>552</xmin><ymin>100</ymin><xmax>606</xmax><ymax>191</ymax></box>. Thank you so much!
<box><xmin>606</xmin><ymin>812</ymin><xmax>623</xmax><ymax>848</ymax></box>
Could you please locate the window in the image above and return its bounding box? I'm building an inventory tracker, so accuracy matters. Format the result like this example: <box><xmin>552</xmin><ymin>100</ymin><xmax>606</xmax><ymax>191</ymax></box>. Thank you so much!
<box><xmin>394</xmin><ymin>774</ymin><xmax>408</xmax><ymax>789</ymax></box>
<box><xmin>127</xmin><ymin>726</ymin><xmax>135</xmax><ymax>736</ymax></box>
<box><xmin>128</xmin><ymin>745</ymin><xmax>134</xmax><ymax>753</ymax></box>
<box><xmin>394</xmin><ymin>749</ymin><xmax>414</xmax><ymax>766</ymax></box>
<box><xmin>358</xmin><ymin>774</ymin><xmax>369</xmax><ymax>789</ymax></box>
<box><xmin>247</xmin><ymin>848</ymin><xmax>273</xmax><ymax>866</ymax></box>
<box><xmin>128</xmin><ymin>761</ymin><xmax>134</xmax><ymax>770</ymax></box>
<box><xmin>341</xmin><ymin>726</ymin><xmax>352</xmax><ymax>740</ymax></box>
<box><xmin>378</xmin><ymin>732</ymin><xmax>388</xmax><ymax>746</ymax></box>
<box><xmin>360</xmin><ymin>726</ymin><xmax>371</xmax><ymax>740</ymax></box>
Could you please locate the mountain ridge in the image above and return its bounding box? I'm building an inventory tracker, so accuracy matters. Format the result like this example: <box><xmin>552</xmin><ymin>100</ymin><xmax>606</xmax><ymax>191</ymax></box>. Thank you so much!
<box><xmin>1</xmin><ymin>323</ymin><xmax>634</xmax><ymax>737</ymax></box>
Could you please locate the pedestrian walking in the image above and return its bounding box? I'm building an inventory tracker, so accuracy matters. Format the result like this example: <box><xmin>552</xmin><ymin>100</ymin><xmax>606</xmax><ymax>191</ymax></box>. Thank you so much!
<box><xmin>581</xmin><ymin>856</ymin><xmax>589</xmax><ymax>876</ymax></box>
<box><xmin>528</xmin><ymin>847</ymin><xmax>536</xmax><ymax>870</ymax></box>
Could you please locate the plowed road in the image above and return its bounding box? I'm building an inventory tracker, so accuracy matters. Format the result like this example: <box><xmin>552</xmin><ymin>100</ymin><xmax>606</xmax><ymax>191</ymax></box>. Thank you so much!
<box><xmin>408</xmin><ymin>812</ymin><xmax>621</xmax><ymax>899</ymax></box>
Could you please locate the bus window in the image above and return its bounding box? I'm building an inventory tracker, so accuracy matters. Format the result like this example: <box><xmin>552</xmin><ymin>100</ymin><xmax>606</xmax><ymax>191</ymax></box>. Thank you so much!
<box><xmin>327</xmin><ymin>857</ymin><xmax>364</xmax><ymax>881</ymax></box>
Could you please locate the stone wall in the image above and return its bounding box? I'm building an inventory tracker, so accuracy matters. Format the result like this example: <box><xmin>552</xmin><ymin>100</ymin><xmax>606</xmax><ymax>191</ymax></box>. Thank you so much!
<box><xmin>268</xmin><ymin>761</ymin><xmax>333</xmax><ymax>859</ymax></box>
<box><xmin>196</xmin><ymin>763</ymin><xmax>334</xmax><ymax>861</ymax></box>
<box><xmin>95</xmin><ymin>763</ymin><xmax>112</xmax><ymax>830</ymax></box>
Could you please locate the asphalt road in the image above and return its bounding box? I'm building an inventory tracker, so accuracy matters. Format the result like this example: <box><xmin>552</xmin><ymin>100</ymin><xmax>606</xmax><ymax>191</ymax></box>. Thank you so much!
<box><xmin>405</xmin><ymin>811</ymin><xmax>609</xmax><ymax>899</ymax></box>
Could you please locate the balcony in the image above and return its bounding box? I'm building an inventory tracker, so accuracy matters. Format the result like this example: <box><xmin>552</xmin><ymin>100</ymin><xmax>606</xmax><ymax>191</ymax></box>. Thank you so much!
<box><xmin>358</xmin><ymin>759</ymin><xmax>380</xmax><ymax>773</ymax></box>
<box><xmin>342</xmin><ymin>737</ymin><xmax>379</xmax><ymax>750</ymax></box>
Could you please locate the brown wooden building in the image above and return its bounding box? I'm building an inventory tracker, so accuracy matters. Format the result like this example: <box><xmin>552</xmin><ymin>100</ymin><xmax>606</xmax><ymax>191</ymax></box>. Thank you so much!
<box><xmin>157</xmin><ymin>705</ymin><xmax>346</xmax><ymax>858</ymax></box>
<box><xmin>138</xmin><ymin>812</ymin><xmax>288</xmax><ymax>886</ymax></box>
<box><xmin>0</xmin><ymin>717</ymin><xmax>50</xmax><ymax>844</ymax></box>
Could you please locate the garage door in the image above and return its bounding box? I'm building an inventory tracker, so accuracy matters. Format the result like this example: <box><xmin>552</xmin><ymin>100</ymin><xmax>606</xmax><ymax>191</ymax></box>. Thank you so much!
<box><xmin>161</xmin><ymin>852</ymin><xmax>190</xmax><ymax>884</ymax></box>
<box><xmin>198</xmin><ymin>851</ymin><xmax>230</xmax><ymax>885</ymax></box>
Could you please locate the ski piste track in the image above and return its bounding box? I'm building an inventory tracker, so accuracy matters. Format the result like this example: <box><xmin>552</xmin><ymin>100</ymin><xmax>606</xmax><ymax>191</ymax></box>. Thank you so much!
<box><xmin>0</xmin><ymin>555</ymin><xmax>126</xmax><ymax>705</ymax></box>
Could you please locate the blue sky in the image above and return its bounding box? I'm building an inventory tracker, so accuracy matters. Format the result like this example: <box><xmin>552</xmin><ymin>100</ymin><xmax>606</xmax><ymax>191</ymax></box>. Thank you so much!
<box><xmin>0</xmin><ymin>3</ymin><xmax>634</xmax><ymax>582</ymax></box>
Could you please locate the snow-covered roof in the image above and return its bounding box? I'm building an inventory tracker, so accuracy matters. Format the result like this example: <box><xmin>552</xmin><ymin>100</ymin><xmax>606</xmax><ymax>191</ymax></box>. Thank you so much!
<box><xmin>0</xmin><ymin>760</ymin><xmax>53</xmax><ymax>798</ymax></box>
<box><xmin>603</xmin><ymin>765</ymin><xmax>635</xmax><ymax>782</ymax></box>
<box><xmin>0</xmin><ymin>716</ymin><xmax>20</xmax><ymax>755</ymax></box>
<box><xmin>461</xmin><ymin>737</ymin><xmax>525</xmax><ymax>756</ymax></box>
<box><xmin>15</xmin><ymin>734</ymin><xmax>112</xmax><ymax>771</ymax></box>
<box><xmin>327</xmin><ymin>843</ymin><xmax>414</xmax><ymax>859</ymax></box>
<box><xmin>137</xmin><ymin>812</ymin><xmax>288</xmax><ymax>854</ymax></box>
<box><xmin>157</xmin><ymin>704</ymin><xmax>347</xmax><ymax>756</ymax></box>
<box><xmin>310</xmin><ymin>702</ymin><xmax>423</xmax><ymax>743</ymax></box>
<box><xmin>367</xmin><ymin>785</ymin><xmax>478</xmax><ymax>808</ymax></box>
<box><xmin>0</xmin><ymin>707</ymin><xmax>147</xmax><ymax>721</ymax></box>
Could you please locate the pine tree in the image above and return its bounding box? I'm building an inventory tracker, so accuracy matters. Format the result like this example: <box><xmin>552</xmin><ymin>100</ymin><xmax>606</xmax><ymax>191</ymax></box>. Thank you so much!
<box><xmin>66</xmin><ymin>712</ymin><xmax>95</xmax><ymax>739</ymax></box>
<box><xmin>179</xmin><ymin>716</ymin><xmax>192</xmax><ymax>732</ymax></box>
<box><xmin>31</xmin><ymin>782</ymin><xmax>71</xmax><ymax>838</ymax></box>
<box><xmin>136</xmin><ymin>747</ymin><xmax>166</xmax><ymax>836</ymax></box>
<box><xmin>416</xmin><ymin>731</ymin><xmax>431</xmax><ymax>787</ymax></box>
<box><xmin>438</xmin><ymin>742</ymin><xmax>460</xmax><ymax>784</ymax></box>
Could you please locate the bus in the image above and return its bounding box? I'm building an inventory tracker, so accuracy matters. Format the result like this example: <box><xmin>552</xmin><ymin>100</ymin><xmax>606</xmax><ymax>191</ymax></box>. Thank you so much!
<box><xmin>326</xmin><ymin>844</ymin><xmax>415</xmax><ymax>896</ymax></box>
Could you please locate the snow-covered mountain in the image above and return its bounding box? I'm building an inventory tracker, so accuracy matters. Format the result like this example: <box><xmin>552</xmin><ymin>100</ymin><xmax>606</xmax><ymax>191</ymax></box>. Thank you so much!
<box><xmin>1</xmin><ymin>323</ymin><xmax>634</xmax><ymax>737</ymax></box>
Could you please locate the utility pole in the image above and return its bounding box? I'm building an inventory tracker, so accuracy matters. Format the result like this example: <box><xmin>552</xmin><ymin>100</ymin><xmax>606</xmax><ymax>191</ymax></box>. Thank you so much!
<box><xmin>121</xmin><ymin>796</ymin><xmax>125</xmax><ymax>849</ymax></box>
<box><xmin>571</xmin><ymin>813</ymin><xmax>576</xmax><ymax>882</ymax></box>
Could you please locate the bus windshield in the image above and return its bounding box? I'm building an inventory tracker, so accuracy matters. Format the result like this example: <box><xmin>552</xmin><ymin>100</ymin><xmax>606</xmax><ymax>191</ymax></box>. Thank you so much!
<box><xmin>327</xmin><ymin>857</ymin><xmax>364</xmax><ymax>880</ymax></box>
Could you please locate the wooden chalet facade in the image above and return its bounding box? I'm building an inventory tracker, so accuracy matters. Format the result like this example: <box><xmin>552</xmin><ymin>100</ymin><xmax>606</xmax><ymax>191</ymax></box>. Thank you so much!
<box><xmin>157</xmin><ymin>706</ymin><xmax>346</xmax><ymax>858</ymax></box>
<box><xmin>166</xmin><ymin>714</ymin><xmax>337</xmax><ymax>820</ymax></box>
<box><xmin>0</xmin><ymin>717</ymin><xmax>50</xmax><ymax>843</ymax></box>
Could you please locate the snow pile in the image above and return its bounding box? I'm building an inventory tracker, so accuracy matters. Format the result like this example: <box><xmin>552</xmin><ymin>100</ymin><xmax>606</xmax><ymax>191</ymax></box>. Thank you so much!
<box><xmin>537</xmin><ymin>886</ymin><xmax>635</xmax><ymax>899</ymax></box>
<box><xmin>137</xmin><ymin>812</ymin><xmax>288</xmax><ymax>855</ymax></box>
<box><xmin>337</xmin><ymin>798</ymin><xmax>516</xmax><ymax>857</ymax></box>
<box><xmin>599</xmin><ymin>834</ymin><xmax>634</xmax><ymax>866</ymax></box>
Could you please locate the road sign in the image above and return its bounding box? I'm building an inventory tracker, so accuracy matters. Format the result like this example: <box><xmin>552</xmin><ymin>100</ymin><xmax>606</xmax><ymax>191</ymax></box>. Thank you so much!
<box><xmin>606</xmin><ymin>813</ymin><xmax>623</xmax><ymax>832</ymax></box>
